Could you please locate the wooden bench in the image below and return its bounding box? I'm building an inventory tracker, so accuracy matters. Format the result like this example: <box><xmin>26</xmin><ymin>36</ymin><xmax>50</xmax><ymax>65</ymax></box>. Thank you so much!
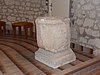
<box><xmin>12</xmin><ymin>22</ymin><xmax>33</xmax><ymax>39</ymax></box>
<box><xmin>0</xmin><ymin>21</ymin><xmax>6</xmax><ymax>36</ymax></box>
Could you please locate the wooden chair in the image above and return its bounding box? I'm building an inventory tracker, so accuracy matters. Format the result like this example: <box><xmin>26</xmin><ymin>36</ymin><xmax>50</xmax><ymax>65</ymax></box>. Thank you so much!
<box><xmin>12</xmin><ymin>22</ymin><xmax>33</xmax><ymax>39</ymax></box>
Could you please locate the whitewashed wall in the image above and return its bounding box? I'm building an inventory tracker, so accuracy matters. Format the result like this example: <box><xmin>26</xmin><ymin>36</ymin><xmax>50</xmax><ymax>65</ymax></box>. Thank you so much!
<box><xmin>71</xmin><ymin>0</ymin><xmax>100</xmax><ymax>55</ymax></box>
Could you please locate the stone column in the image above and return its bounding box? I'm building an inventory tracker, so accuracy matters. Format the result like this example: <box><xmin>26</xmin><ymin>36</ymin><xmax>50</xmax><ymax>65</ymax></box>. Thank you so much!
<box><xmin>35</xmin><ymin>17</ymin><xmax>76</xmax><ymax>68</ymax></box>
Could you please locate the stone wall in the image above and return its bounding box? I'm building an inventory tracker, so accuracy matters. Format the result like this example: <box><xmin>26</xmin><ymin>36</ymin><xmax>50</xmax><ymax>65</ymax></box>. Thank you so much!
<box><xmin>0</xmin><ymin>0</ymin><xmax>48</xmax><ymax>30</ymax></box>
<box><xmin>71</xmin><ymin>0</ymin><xmax>100</xmax><ymax>55</ymax></box>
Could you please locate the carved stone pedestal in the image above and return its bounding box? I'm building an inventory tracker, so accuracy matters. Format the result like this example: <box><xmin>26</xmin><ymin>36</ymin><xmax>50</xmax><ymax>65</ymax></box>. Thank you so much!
<box><xmin>35</xmin><ymin>17</ymin><xmax>76</xmax><ymax>68</ymax></box>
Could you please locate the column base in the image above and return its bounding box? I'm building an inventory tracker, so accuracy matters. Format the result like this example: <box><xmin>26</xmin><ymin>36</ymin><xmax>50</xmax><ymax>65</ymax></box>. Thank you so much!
<box><xmin>35</xmin><ymin>48</ymin><xmax>76</xmax><ymax>69</ymax></box>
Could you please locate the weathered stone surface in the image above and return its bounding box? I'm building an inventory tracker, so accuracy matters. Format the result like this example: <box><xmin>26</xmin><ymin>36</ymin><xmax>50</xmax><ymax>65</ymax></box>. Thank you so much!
<box><xmin>77</xmin><ymin>4</ymin><xmax>81</xmax><ymax>9</ymax></box>
<box><xmin>92</xmin><ymin>31</ymin><xmax>100</xmax><ymax>37</ymax></box>
<box><xmin>96</xmin><ymin>5</ymin><xmax>100</xmax><ymax>11</ymax></box>
<box><xmin>7</xmin><ymin>16</ymin><xmax>16</xmax><ymax>21</ymax></box>
<box><xmin>4</xmin><ymin>0</ymin><xmax>14</xmax><ymax>5</ymax></box>
<box><xmin>8</xmin><ymin>9</ymin><xmax>13</xmax><ymax>13</ymax></box>
<box><xmin>89</xmin><ymin>10</ymin><xmax>96</xmax><ymax>18</ymax></box>
<box><xmin>85</xmin><ymin>28</ymin><xmax>92</xmax><ymax>35</ymax></box>
<box><xmin>79</xmin><ymin>0</ymin><xmax>85</xmax><ymax>5</ymax></box>
<box><xmin>15</xmin><ymin>1</ymin><xmax>20</xmax><ymax>6</ymax></box>
<box><xmin>35</xmin><ymin>48</ymin><xmax>76</xmax><ymax>68</ymax></box>
<box><xmin>79</xmin><ymin>37</ymin><xmax>87</xmax><ymax>44</ymax></box>
<box><xmin>71</xmin><ymin>0</ymin><xmax>100</xmax><ymax>55</ymax></box>
<box><xmin>71</xmin><ymin>27</ymin><xmax>78</xmax><ymax>39</ymax></box>
<box><xmin>83</xmin><ymin>18</ymin><xmax>94</xmax><ymax>27</ymax></box>
<box><xmin>98</xmin><ymin>22</ymin><xmax>100</xmax><ymax>28</ymax></box>
<box><xmin>88</xmin><ymin>39</ymin><xmax>95</xmax><ymax>46</ymax></box>
<box><xmin>35</xmin><ymin>17</ymin><xmax>76</xmax><ymax>68</ymax></box>
<box><xmin>92</xmin><ymin>0</ymin><xmax>100</xmax><ymax>5</ymax></box>
<box><xmin>79</xmin><ymin>27</ymin><xmax>84</xmax><ymax>34</ymax></box>
<box><xmin>85</xmin><ymin>0</ymin><xmax>91</xmax><ymax>3</ymax></box>
<box><xmin>97</xmin><ymin>12</ymin><xmax>100</xmax><ymax>18</ymax></box>
<box><xmin>2</xmin><ymin>9</ymin><xmax>7</xmax><ymax>13</ymax></box>
<box><xmin>36</xmin><ymin>17</ymin><xmax>71</xmax><ymax>52</ymax></box>
<box><xmin>94</xmin><ymin>24</ymin><xmax>98</xmax><ymax>30</ymax></box>
<box><xmin>93</xmin><ymin>49</ymin><xmax>100</xmax><ymax>56</ymax></box>
<box><xmin>26</xmin><ymin>2</ymin><xmax>31</xmax><ymax>6</ymax></box>
<box><xmin>77</xmin><ymin>19</ymin><xmax>83</xmax><ymax>26</ymax></box>
<box><xmin>82</xmin><ymin>4</ymin><xmax>95</xmax><ymax>10</ymax></box>
<box><xmin>95</xmin><ymin>38</ymin><xmax>100</xmax><ymax>49</ymax></box>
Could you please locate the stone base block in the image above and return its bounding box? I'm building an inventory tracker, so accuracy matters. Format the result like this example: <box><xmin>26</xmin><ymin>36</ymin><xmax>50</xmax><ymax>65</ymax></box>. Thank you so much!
<box><xmin>35</xmin><ymin>48</ymin><xmax>76</xmax><ymax>68</ymax></box>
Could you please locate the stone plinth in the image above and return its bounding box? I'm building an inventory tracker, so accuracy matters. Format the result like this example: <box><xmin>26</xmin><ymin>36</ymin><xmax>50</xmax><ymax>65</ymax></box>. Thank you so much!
<box><xmin>35</xmin><ymin>17</ymin><xmax>76</xmax><ymax>68</ymax></box>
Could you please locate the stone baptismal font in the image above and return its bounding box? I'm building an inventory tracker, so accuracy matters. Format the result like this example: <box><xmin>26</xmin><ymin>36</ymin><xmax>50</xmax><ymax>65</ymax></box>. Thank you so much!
<box><xmin>35</xmin><ymin>17</ymin><xmax>76</xmax><ymax>68</ymax></box>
